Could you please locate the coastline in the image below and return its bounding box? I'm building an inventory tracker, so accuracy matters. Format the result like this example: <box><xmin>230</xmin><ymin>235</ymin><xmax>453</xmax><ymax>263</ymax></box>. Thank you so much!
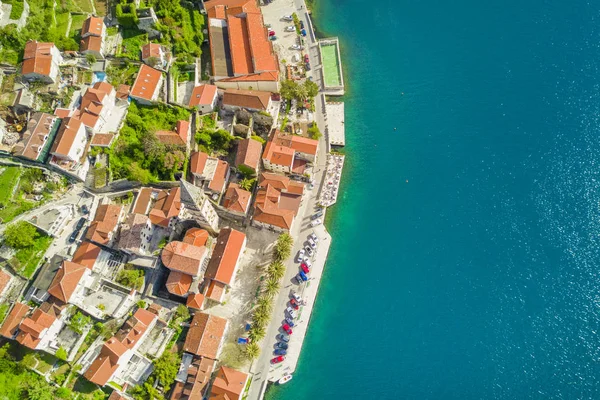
<box><xmin>246</xmin><ymin>0</ymin><xmax>346</xmax><ymax>398</ymax></box>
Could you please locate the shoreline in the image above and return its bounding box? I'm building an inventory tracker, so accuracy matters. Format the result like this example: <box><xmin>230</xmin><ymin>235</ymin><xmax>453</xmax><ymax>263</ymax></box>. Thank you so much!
<box><xmin>247</xmin><ymin>0</ymin><xmax>346</xmax><ymax>398</ymax></box>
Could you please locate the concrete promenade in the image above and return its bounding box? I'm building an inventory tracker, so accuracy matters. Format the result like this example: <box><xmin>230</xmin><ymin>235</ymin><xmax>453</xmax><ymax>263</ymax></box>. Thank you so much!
<box><xmin>245</xmin><ymin>0</ymin><xmax>337</xmax><ymax>399</ymax></box>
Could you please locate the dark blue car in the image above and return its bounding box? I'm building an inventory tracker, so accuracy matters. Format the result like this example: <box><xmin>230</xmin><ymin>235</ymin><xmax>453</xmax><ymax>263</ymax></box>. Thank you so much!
<box><xmin>285</xmin><ymin>317</ymin><xmax>295</xmax><ymax>327</ymax></box>
<box><xmin>277</xmin><ymin>342</ymin><xmax>289</xmax><ymax>349</ymax></box>
<box><xmin>297</xmin><ymin>271</ymin><xmax>308</xmax><ymax>282</ymax></box>
<box><xmin>301</xmin><ymin>29</ymin><xmax>307</xmax><ymax>37</ymax></box>
<box><xmin>274</xmin><ymin>349</ymin><xmax>287</xmax><ymax>356</ymax></box>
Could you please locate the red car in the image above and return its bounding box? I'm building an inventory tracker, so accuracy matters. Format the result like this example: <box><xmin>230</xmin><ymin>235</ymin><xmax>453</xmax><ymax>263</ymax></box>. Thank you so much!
<box><xmin>289</xmin><ymin>298</ymin><xmax>300</xmax><ymax>310</ymax></box>
<box><xmin>269</xmin><ymin>30</ymin><xmax>276</xmax><ymax>37</ymax></box>
<box><xmin>282</xmin><ymin>323</ymin><xmax>293</xmax><ymax>334</ymax></box>
<box><xmin>271</xmin><ymin>355</ymin><xmax>285</xmax><ymax>364</ymax></box>
<box><xmin>300</xmin><ymin>263</ymin><xmax>310</xmax><ymax>274</ymax></box>
<box><xmin>304</xmin><ymin>54</ymin><xmax>309</xmax><ymax>63</ymax></box>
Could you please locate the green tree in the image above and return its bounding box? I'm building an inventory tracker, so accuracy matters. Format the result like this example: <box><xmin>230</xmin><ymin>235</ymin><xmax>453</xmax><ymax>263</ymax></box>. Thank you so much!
<box><xmin>264</xmin><ymin>277</ymin><xmax>280</xmax><ymax>298</ymax></box>
<box><xmin>239</xmin><ymin>178</ymin><xmax>255</xmax><ymax>191</ymax></box>
<box><xmin>69</xmin><ymin>311</ymin><xmax>91</xmax><ymax>334</ymax></box>
<box><xmin>4</xmin><ymin>221</ymin><xmax>39</xmax><ymax>249</ymax></box>
<box><xmin>280</xmin><ymin>79</ymin><xmax>299</xmax><ymax>101</ymax></box>
<box><xmin>55</xmin><ymin>346</ymin><xmax>68</xmax><ymax>361</ymax></box>
<box><xmin>26</xmin><ymin>377</ymin><xmax>53</xmax><ymax>400</ymax></box>
<box><xmin>303</xmin><ymin>79</ymin><xmax>320</xmax><ymax>98</ymax></box>
<box><xmin>308</xmin><ymin>123</ymin><xmax>322</xmax><ymax>140</ymax></box>
<box><xmin>267</xmin><ymin>261</ymin><xmax>285</xmax><ymax>281</ymax></box>
<box><xmin>152</xmin><ymin>351</ymin><xmax>180</xmax><ymax>392</ymax></box>
<box><xmin>174</xmin><ymin>304</ymin><xmax>190</xmax><ymax>321</ymax></box>
<box><xmin>116</xmin><ymin>268</ymin><xmax>145</xmax><ymax>290</ymax></box>
<box><xmin>55</xmin><ymin>388</ymin><xmax>73</xmax><ymax>399</ymax></box>
<box><xmin>86</xmin><ymin>54</ymin><xmax>97</xmax><ymax>65</ymax></box>
<box><xmin>244</xmin><ymin>342</ymin><xmax>260</xmax><ymax>360</ymax></box>
<box><xmin>237</xmin><ymin>164</ymin><xmax>256</xmax><ymax>179</ymax></box>
<box><xmin>277</xmin><ymin>233</ymin><xmax>293</xmax><ymax>249</ymax></box>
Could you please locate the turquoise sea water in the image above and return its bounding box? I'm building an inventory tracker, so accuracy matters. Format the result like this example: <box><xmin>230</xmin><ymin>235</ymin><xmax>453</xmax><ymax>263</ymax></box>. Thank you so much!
<box><xmin>269</xmin><ymin>0</ymin><xmax>600</xmax><ymax>398</ymax></box>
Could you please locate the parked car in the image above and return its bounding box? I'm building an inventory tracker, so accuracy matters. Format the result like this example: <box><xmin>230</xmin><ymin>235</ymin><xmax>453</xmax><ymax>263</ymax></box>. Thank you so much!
<box><xmin>301</xmin><ymin>29</ymin><xmax>307</xmax><ymax>37</ymax></box>
<box><xmin>286</xmin><ymin>306</ymin><xmax>297</xmax><ymax>319</ymax></box>
<box><xmin>297</xmin><ymin>248</ymin><xmax>305</xmax><ymax>262</ymax></box>
<box><xmin>68</xmin><ymin>230</ymin><xmax>79</xmax><ymax>243</ymax></box>
<box><xmin>81</xmin><ymin>204</ymin><xmax>89</xmax><ymax>214</ymax></box>
<box><xmin>304</xmin><ymin>54</ymin><xmax>310</xmax><ymax>63</ymax></box>
<box><xmin>303</xmin><ymin>258</ymin><xmax>313</xmax><ymax>268</ymax></box>
<box><xmin>291</xmin><ymin>44</ymin><xmax>304</xmax><ymax>50</ymax></box>
<box><xmin>308</xmin><ymin>238</ymin><xmax>317</xmax><ymax>249</ymax></box>
<box><xmin>271</xmin><ymin>356</ymin><xmax>285</xmax><ymax>364</ymax></box>
<box><xmin>290</xmin><ymin>298</ymin><xmax>300</xmax><ymax>310</ymax></box>
<box><xmin>270</xmin><ymin>36</ymin><xmax>277</xmax><ymax>41</ymax></box>
<box><xmin>310</xmin><ymin>218</ymin><xmax>322</xmax><ymax>227</ymax></box>
<box><xmin>309</xmin><ymin>232</ymin><xmax>319</xmax><ymax>243</ymax></box>
<box><xmin>282</xmin><ymin>15</ymin><xmax>293</xmax><ymax>21</ymax></box>
<box><xmin>282</xmin><ymin>324</ymin><xmax>293</xmax><ymax>334</ymax></box>
<box><xmin>311</xmin><ymin>210</ymin><xmax>324</xmax><ymax>220</ymax></box>
<box><xmin>274</xmin><ymin>349</ymin><xmax>287</xmax><ymax>356</ymax></box>
<box><xmin>292</xmin><ymin>292</ymin><xmax>303</xmax><ymax>302</ymax></box>
<box><xmin>300</xmin><ymin>263</ymin><xmax>310</xmax><ymax>274</ymax></box>
<box><xmin>277</xmin><ymin>341</ymin><xmax>289</xmax><ymax>349</ymax></box>
<box><xmin>305</xmin><ymin>245</ymin><xmax>314</xmax><ymax>257</ymax></box>
<box><xmin>297</xmin><ymin>271</ymin><xmax>309</xmax><ymax>283</ymax></box>
<box><xmin>300</xmin><ymin>20</ymin><xmax>305</xmax><ymax>29</ymax></box>
<box><xmin>305</xmin><ymin>61</ymin><xmax>311</xmax><ymax>71</ymax></box>
<box><xmin>75</xmin><ymin>217</ymin><xmax>86</xmax><ymax>230</ymax></box>
<box><xmin>278</xmin><ymin>333</ymin><xmax>290</xmax><ymax>342</ymax></box>
<box><xmin>285</xmin><ymin>317</ymin><xmax>295</xmax><ymax>327</ymax></box>
<box><xmin>269</xmin><ymin>30</ymin><xmax>275</xmax><ymax>36</ymax></box>
<box><xmin>285</xmin><ymin>26</ymin><xmax>295</xmax><ymax>32</ymax></box>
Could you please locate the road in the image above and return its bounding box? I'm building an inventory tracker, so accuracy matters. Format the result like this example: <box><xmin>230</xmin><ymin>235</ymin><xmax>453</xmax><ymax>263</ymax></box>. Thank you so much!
<box><xmin>246</xmin><ymin>1</ymin><xmax>330</xmax><ymax>398</ymax></box>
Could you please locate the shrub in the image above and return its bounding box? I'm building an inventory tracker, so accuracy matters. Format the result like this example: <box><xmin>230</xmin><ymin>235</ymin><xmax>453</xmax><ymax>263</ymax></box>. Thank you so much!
<box><xmin>116</xmin><ymin>268</ymin><xmax>145</xmax><ymax>290</ymax></box>
<box><xmin>4</xmin><ymin>221</ymin><xmax>39</xmax><ymax>249</ymax></box>
<box><xmin>55</xmin><ymin>347</ymin><xmax>68</xmax><ymax>361</ymax></box>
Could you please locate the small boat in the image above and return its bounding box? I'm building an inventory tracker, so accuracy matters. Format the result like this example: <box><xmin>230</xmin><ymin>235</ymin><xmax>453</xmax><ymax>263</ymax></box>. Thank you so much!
<box><xmin>278</xmin><ymin>374</ymin><xmax>293</xmax><ymax>385</ymax></box>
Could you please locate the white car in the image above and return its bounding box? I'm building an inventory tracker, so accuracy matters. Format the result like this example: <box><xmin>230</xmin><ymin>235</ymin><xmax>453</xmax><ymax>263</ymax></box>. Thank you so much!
<box><xmin>308</xmin><ymin>238</ymin><xmax>317</xmax><ymax>249</ymax></box>
<box><xmin>282</xmin><ymin>15</ymin><xmax>293</xmax><ymax>21</ymax></box>
<box><xmin>285</xmin><ymin>26</ymin><xmax>295</xmax><ymax>32</ymax></box>
<box><xmin>292</xmin><ymin>292</ymin><xmax>302</xmax><ymax>302</ymax></box>
<box><xmin>291</xmin><ymin>44</ymin><xmax>304</xmax><ymax>50</ymax></box>
<box><xmin>305</xmin><ymin>245</ymin><xmax>314</xmax><ymax>257</ymax></box>
<box><xmin>297</xmin><ymin>248</ymin><xmax>305</xmax><ymax>262</ymax></box>
<box><xmin>286</xmin><ymin>307</ymin><xmax>297</xmax><ymax>319</ymax></box>
<box><xmin>303</xmin><ymin>258</ymin><xmax>313</xmax><ymax>268</ymax></box>
<box><xmin>310</xmin><ymin>218</ymin><xmax>322</xmax><ymax>227</ymax></box>
<box><xmin>309</xmin><ymin>233</ymin><xmax>319</xmax><ymax>243</ymax></box>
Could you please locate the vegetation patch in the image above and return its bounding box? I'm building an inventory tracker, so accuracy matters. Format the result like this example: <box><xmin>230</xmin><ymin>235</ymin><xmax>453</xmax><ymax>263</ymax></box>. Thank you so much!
<box><xmin>9</xmin><ymin>0</ymin><xmax>24</xmax><ymax>19</ymax></box>
<box><xmin>116</xmin><ymin>265</ymin><xmax>145</xmax><ymax>290</ymax></box>
<box><xmin>119</xmin><ymin>27</ymin><xmax>147</xmax><ymax>60</ymax></box>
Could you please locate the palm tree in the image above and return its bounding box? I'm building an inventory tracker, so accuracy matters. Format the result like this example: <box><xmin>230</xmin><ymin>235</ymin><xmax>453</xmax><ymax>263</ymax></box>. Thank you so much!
<box><xmin>252</xmin><ymin>310</ymin><xmax>269</xmax><ymax>327</ymax></box>
<box><xmin>245</xmin><ymin>342</ymin><xmax>260</xmax><ymax>360</ymax></box>
<box><xmin>278</xmin><ymin>233</ymin><xmax>293</xmax><ymax>249</ymax></box>
<box><xmin>274</xmin><ymin>242</ymin><xmax>291</xmax><ymax>261</ymax></box>
<box><xmin>267</xmin><ymin>261</ymin><xmax>285</xmax><ymax>281</ymax></box>
<box><xmin>239</xmin><ymin>178</ymin><xmax>253</xmax><ymax>191</ymax></box>
<box><xmin>249</xmin><ymin>324</ymin><xmax>266</xmax><ymax>342</ymax></box>
<box><xmin>257</xmin><ymin>295</ymin><xmax>272</xmax><ymax>310</ymax></box>
<box><xmin>264</xmin><ymin>277</ymin><xmax>280</xmax><ymax>298</ymax></box>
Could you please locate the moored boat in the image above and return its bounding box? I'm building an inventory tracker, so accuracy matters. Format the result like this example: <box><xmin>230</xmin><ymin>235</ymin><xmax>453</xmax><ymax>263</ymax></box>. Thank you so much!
<box><xmin>278</xmin><ymin>374</ymin><xmax>293</xmax><ymax>385</ymax></box>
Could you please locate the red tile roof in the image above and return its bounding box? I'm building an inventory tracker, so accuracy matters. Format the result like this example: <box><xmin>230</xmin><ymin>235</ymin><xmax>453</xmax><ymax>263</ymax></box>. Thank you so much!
<box><xmin>183</xmin><ymin>312</ymin><xmax>227</xmax><ymax>358</ymax></box>
<box><xmin>131</xmin><ymin>64</ymin><xmax>162</xmax><ymax>102</ymax></box>
<box><xmin>0</xmin><ymin>269</ymin><xmax>11</xmax><ymax>296</ymax></box>
<box><xmin>149</xmin><ymin>187</ymin><xmax>180</xmax><ymax>227</ymax></box>
<box><xmin>165</xmin><ymin>271</ymin><xmax>193</xmax><ymax>296</ymax></box>
<box><xmin>253</xmin><ymin>173</ymin><xmax>304</xmax><ymax>230</ymax></box>
<box><xmin>0</xmin><ymin>303</ymin><xmax>30</xmax><ymax>339</ymax></box>
<box><xmin>222</xmin><ymin>183</ymin><xmax>251</xmax><ymax>214</ymax></box>
<box><xmin>80</xmin><ymin>35</ymin><xmax>103</xmax><ymax>53</ymax></box>
<box><xmin>219</xmin><ymin>70</ymin><xmax>279</xmax><ymax>82</ymax></box>
<box><xmin>161</xmin><ymin>241</ymin><xmax>207</xmax><ymax>276</ymax></box>
<box><xmin>186</xmin><ymin>293</ymin><xmax>205</xmax><ymax>310</ymax></box>
<box><xmin>141</xmin><ymin>43</ymin><xmax>162</xmax><ymax>60</ymax></box>
<box><xmin>207</xmin><ymin>160</ymin><xmax>229</xmax><ymax>194</ymax></box>
<box><xmin>235</xmin><ymin>138</ymin><xmax>262</xmax><ymax>172</ymax></box>
<box><xmin>51</xmin><ymin>117</ymin><xmax>84</xmax><ymax>158</ymax></box>
<box><xmin>116</xmin><ymin>84</ymin><xmax>131</xmax><ymax>100</ymax></box>
<box><xmin>209</xmin><ymin>366</ymin><xmax>248</xmax><ymax>400</ymax></box>
<box><xmin>262</xmin><ymin>140</ymin><xmax>295</xmax><ymax>169</ymax></box>
<box><xmin>86</xmin><ymin>204</ymin><xmax>122</xmax><ymax>245</ymax></box>
<box><xmin>222</xmin><ymin>89</ymin><xmax>271</xmax><ymax>111</ymax></box>
<box><xmin>90</xmin><ymin>133</ymin><xmax>115</xmax><ymax>147</ymax></box>
<box><xmin>47</xmin><ymin>260</ymin><xmax>88</xmax><ymax>303</ymax></box>
<box><xmin>16</xmin><ymin>113</ymin><xmax>57</xmax><ymax>161</ymax></box>
<box><xmin>21</xmin><ymin>41</ymin><xmax>57</xmax><ymax>77</ymax></box>
<box><xmin>189</xmin><ymin>84</ymin><xmax>218</xmax><ymax>107</ymax></box>
<box><xmin>72</xmin><ymin>241</ymin><xmax>102</xmax><ymax>270</ymax></box>
<box><xmin>16</xmin><ymin>308</ymin><xmax>56</xmax><ymax>349</ymax></box>
<box><xmin>190</xmin><ymin>151</ymin><xmax>209</xmax><ymax>176</ymax></box>
<box><xmin>183</xmin><ymin>228</ymin><xmax>210</xmax><ymax>247</ymax></box>
<box><xmin>155</xmin><ymin>120</ymin><xmax>189</xmax><ymax>146</ymax></box>
<box><xmin>81</xmin><ymin>16</ymin><xmax>105</xmax><ymax>37</ymax></box>
<box><xmin>133</xmin><ymin>187</ymin><xmax>153</xmax><ymax>215</ymax></box>
<box><xmin>204</xmin><ymin>228</ymin><xmax>246</xmax><ymax>286</ymax></box>
<box><xmin>23</xmin><ymin>41</ymin><xmax>55</xmax><ymax>60</ymax></box>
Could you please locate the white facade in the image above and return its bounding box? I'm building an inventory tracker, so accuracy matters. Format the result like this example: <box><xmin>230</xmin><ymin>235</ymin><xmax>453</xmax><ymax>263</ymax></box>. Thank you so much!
<box><xmin>53</xmin><ymin>121</ymin><xmax>87</xmax><ymax>162</ymax></box>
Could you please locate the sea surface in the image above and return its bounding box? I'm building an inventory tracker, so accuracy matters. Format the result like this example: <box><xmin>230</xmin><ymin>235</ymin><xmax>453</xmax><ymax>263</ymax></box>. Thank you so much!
<box><xmin>268</xmin><ymin>0</ymin><xmax>600</xmax><ymax>399</ymax></box>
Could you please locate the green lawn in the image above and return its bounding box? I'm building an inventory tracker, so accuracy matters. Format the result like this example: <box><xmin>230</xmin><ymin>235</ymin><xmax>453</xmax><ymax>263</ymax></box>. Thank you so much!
<box><xmin>55</xmin><ymin>12</ymin><xmax>71</xmax><ymax>37</ymax></box>
<box><xmin>0</xmin><ymin>167</ymin><xmax>20</xmax><ymax>204</ymax></box>
<box><xmin>11</xmin><ymin>234</ymin><xmax>53</xmax><ymax>278</ymax></box>
<box><xmin>119</xmin><ymin>28</ymin><xmax>148</xmax><ymax>60</ymax></box>
<box><xmin>70</xmin><ymin>14</ymin><xmax>87</xmax><ymax>36</ymax></box>
<box><xmin>72</xmin><ymin>0</ymin><xmax>93</xmax><ymax>13</ymax></box>
<box><xmin>0</xmin><ymin>167</ymin><xmax>37</xmax><ymax>223</ymax></box>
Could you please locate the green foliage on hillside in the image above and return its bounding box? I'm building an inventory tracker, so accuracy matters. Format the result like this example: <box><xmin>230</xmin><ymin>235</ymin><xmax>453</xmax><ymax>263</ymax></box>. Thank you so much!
<box><xmin>109</xmin><ymin>101</ymin><xmax>191</xmax><ymax>182</ymax></box>
<box><xmin>195</xmin><ymin>127</ymin><xmax>233</xmax><ymax>155</ymax></box>
<box><xmin>116</xmin><ymin>1</ymin><xmax>138</xmax><ymax>27</ymax></box>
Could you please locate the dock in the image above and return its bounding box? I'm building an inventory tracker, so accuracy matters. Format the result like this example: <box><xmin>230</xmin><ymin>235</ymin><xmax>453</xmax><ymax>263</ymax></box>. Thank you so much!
<box><xmin>325</xmin><ymin>102</ymin><xmax>345</xmax><ymax>147</ymax></box>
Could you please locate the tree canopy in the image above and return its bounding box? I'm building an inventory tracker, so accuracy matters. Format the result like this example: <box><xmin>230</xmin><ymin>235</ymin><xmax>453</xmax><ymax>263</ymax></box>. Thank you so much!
<box><xmin>4</xmin><ymin>221</ymin><xmax>39</xmax><ymax>249</ymax></box>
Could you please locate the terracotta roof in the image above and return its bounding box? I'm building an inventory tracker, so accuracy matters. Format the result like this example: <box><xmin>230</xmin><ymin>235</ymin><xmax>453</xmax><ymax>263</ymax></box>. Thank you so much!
<box><xmin>190</xmin><ymin>151</ymin><xmax>209</xmax><ymax>176</ymax></box>
<box><xmin>86</xmin><ymin>204</ymin><xmax>122</xmax><ymax>245</ymax></box>
<box><xmin>72</xmin><ymin>241</ymin><xmax>101</xmax><ymax>270</ymax></box>
<box><xmin>209</xmin><ymin>366</ymin><xmax>248</xmax><ymax>400</ymax></box>
<box><xmin>235</xmin><ymin>138</ymin><xmax>262</xmax><ymax>172</ymax></box>
<box><xmin>222</xmin><ymin>183</ymin><xmax>251</xmax><ymax>214</ymax></box>
<box><xmin>149</xmin><ymin>187</ymin><xmax>180</xmax><ymax>227</ymax></box>
<box><xmin>81</xmin><ymin>16</ymin><xmax>105</xmax><ymax>37</ymax></box>
<box><xmin>186</xmin><ymin>293</ymin><xmax>205</xmax><ymax>310</ymax></box>
<box><xmin>23</xmin><ymin>41</ymin><xmax>55</xmax><ymax>60</ymax></box>
<box><xmin>133</xmin><ymin>187</ymin><xmax>153</xmax><ymax>215</ymax></box>
<box><xmin>108</xmin><ymin>392</ymin><xmax>128</xmax><ymax>400</ymax></box>
<box><xmin>204</xmin><ymin>228</ymin><xmax>246</xmax><ymax>286</ymax></box>
<box><xmin>0</xmin><ymin>303</ymin><xmax>30</xmax><ymax>339</ymax></box>
<box><xmin>16</xmin><ymin>308</ymin><xmax>56</xmax><ymax>349</ymax></box>
<box><xmin>16</xmin><ymin>113</ymin><xmax>58</xmax><ymax>161</ymax></box>
<box><xmin>74</xmin><ymin>81</ymin><xmax>114</xmax><ymax>130</ymax></box>
<box><xmin>245</xmin><ymin>12</ymin><xmax>278</xmax><ymax>72</ymax></box>
<box><xmin>0</xmin><ymin>269</ymin><xmax>11</xmax><ymax>296</ymax></box>
<box><xmin>116</xmin><ymin>84</ymin><xmax>131</xmax><ymax>100</ymax></box>
<box><xmin>141</xmin><ymin>43</ymin><xmax>162</xmax><ymax>60</ymax></box>
<box><xmin>205</xmin><ymin>280</ymin><xmax>226</xmax><ymax>302</ymax></box>
<box><xmin>50</xmin><ymin>117</ymin><xmax>84</xmax><ymax>158</ymax></box>
<box><xmin>207</xmin><ymin>160</ymin><xmax>229</xmax><ymax>193</ymax></box>
<box><xmin>276</xmin><ymin>133</ymin><xmax>318</xmax><ymax>156</ymax></box>
<box><xmin>183</xmin><ymin>313</ymin><xmax>227</xmax><ymax>358</ymax></box>
<box><xmin>155</xmin><ymin>131</ymin><xmax>185</xmax><ymax>146</ymax></box>
<box><xmin>131</xmin><ymin>64</ymin><xmax>162</xmax><ymax>101</ymax></box>
<box><xmin>262</xmin><ymin>140</ymin><xmax>295</xmax><ymax>168</ymax></box>
<box><xmin>253</xmin><ymin>173</ymin><xmax>304</xmax><ymax>230</ymax></box>
<box><xmin>54</xmin><ymin>108</ymin><xmax>71</xmax><ymax>118</ymax></box>
<box><xmin>81</xmin><ymin>35</ymin><xmax>103</xmax><ymax>53</ymax></box>
<box><xmin>189</xmin><ymin>84</ymin><xmax>218</xmax><ymax>107</ymax></box>
<box><xmin>222</xmin><ymin>89</ymin><xmax>271</xmax><ymax>111</ymax></box>
<box><xmin>161</xmin><ymin>241</ymin><xmax>207</xmax><ymax>276</ymax></box>
<box><xmin>47</xmin><ymin>260</ymin><xmax>88</xmax><ymax>303</ymax></box>
<box><xmin>117</xmin><ymin>308</ymin><xmax>156</xmax><ymax>348</ymax></box>
<box><xmin>219</xmin><ymin>70</ymin><xmax>279</xmax><ymax>82</ymax></box>
<box><xmin>165</xmin><ymin>271</ymin><xmax>193</xmax><ymax>296</ymax></box>
<box><xmin>183</xmin><ymin>228</ymin><xmax>210</xmax><ymax>247</ymax></box>
<box><xmin>170</xmin><ymin>357</ymin><xmax>215</xmax><ymax>400</ymax></box>
<box><xmin>227</xmin><ymin>14</ymin><xmax>253</xmax><ymax>76</ymax></box>
<box><xmin>90</xmin><ymin>133</ymin><xmax>115</xmax><ymax>147</ymax></box>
